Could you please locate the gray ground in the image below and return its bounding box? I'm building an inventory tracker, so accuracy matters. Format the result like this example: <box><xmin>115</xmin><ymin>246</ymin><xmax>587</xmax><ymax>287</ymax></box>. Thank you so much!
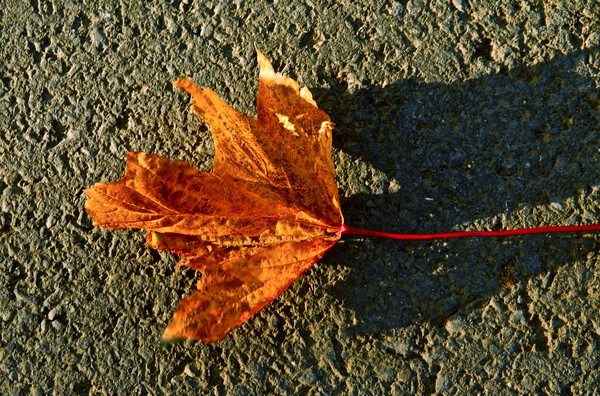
<box><xmin>1</xmin><ymin>0</ymin><xmax>599</xmax><ymax>394</ymax></box>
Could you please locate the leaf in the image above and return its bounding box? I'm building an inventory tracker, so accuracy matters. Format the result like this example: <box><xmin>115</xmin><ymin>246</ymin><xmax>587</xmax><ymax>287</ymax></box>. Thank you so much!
<box><xmin>85</xmin><ymin>50</ymin><xmax>344</xmax><ymax>342</ymax></box>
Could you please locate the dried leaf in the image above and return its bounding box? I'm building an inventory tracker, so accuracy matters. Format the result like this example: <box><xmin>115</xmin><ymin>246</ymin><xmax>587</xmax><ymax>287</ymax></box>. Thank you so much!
<box><xmin>85</xmin><ymin>50</ymin><xmax>344</xmax><ymax>342</ymax></box>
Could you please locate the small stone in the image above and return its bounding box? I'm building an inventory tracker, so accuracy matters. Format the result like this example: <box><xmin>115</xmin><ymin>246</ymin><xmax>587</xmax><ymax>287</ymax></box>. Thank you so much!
<box><xmin>183</xmin><ymin>365</ymin><xmax>195</xmax><ymax>377</ymax></box>
<box><xmin>436</xmin><ymin>371</ymin><xmax>451</xmax><ymax>393</ymax></box>
<box><xmin>51</xmin><ymin>320</ymin><xmax>65</xmax><ymax>332</ymax></box>
<box><xmin>89</xmin><ymin>27</ymin><xmax>106</xmax><ymax>48</ymax></box>
<box><xmin>446</xmin><ymin>316</ymin><xmax>467</xmax><ymax>334</ymax></box>
<box><xmin>48</xmin><ymin>306</ymin><xmax>62</xmax><ymax>320</ymax></box>
<box><xmin>510</xmin><ymin>310</ymin><xmax>527</xmax><ymax>326</ymax></box>
<box><xmin>452</xmin><ymin>0</ymin><xmax>466</xmax><ymax>12</ymax></box>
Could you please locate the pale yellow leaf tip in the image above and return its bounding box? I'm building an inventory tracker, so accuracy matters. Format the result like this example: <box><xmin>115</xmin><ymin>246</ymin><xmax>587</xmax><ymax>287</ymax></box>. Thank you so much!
<box><xmin>255</xmin><ymin>46</ymin><xmax>318</xmax><ymax>108</ymax></box>
<box><xmin>255</xmin><ymin>46</ymin><xmax>275</xmax><ymax>76</ymax></box>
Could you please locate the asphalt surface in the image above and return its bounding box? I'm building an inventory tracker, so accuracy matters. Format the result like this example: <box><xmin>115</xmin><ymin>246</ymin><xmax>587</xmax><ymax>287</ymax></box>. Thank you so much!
<box><xmin>1</xmin><ymin>0</ymin><xmax>599</xmax><ymax>394</ymax></box>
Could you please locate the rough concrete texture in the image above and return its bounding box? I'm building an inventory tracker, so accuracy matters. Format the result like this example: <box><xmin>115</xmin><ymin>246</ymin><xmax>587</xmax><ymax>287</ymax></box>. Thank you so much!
<box><xmin>1</xmin><ymin>0</ymin><xmax>599</xmax><ymax>394</ymax></box>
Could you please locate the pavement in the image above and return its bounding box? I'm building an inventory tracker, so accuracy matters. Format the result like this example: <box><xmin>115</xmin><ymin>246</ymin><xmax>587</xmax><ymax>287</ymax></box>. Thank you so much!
<box><xmin>1</xmin><ymin>0</ymin><xmax>599</xmax><ymax>394</ymax></box>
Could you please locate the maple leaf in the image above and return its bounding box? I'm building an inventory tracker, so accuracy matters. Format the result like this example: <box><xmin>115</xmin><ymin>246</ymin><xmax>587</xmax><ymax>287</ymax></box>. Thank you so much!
<box><xmin>85</xmin><ymin>50</ymin><xmax>344</xmax><ymax>342</ymax></box>
<box><xmin>85</xmin><ymin>49</ymin><xmax>600</xmax><ymax>343</ymax></box>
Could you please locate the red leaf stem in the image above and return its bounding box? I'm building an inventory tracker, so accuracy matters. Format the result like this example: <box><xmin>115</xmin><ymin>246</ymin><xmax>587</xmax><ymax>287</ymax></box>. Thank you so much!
<box><xmin>341</xmin><ymin>224</ymin><xmax>600</xmax><ymax>240</ymax></box>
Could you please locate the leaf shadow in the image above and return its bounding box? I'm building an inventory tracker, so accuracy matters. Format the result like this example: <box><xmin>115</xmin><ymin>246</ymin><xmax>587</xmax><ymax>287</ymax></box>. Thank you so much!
<box><xmin>313</xmin><ymin>47</ymin><xmax>600</xmax><ymax>336</ymax></box>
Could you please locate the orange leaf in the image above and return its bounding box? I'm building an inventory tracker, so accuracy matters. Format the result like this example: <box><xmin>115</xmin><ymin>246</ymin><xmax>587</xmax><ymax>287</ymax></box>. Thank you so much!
<box><xmin>85</xmin><ymin>49</ymin><xmax>344</xmax><ymax>342</ymax></box>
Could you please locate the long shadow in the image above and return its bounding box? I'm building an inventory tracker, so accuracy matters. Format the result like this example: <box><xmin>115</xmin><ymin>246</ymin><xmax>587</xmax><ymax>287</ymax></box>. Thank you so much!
<box><xmin>312</xmin><ymin>48</ymin><xmax>600</xmax><ymax>336</ymax></box>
